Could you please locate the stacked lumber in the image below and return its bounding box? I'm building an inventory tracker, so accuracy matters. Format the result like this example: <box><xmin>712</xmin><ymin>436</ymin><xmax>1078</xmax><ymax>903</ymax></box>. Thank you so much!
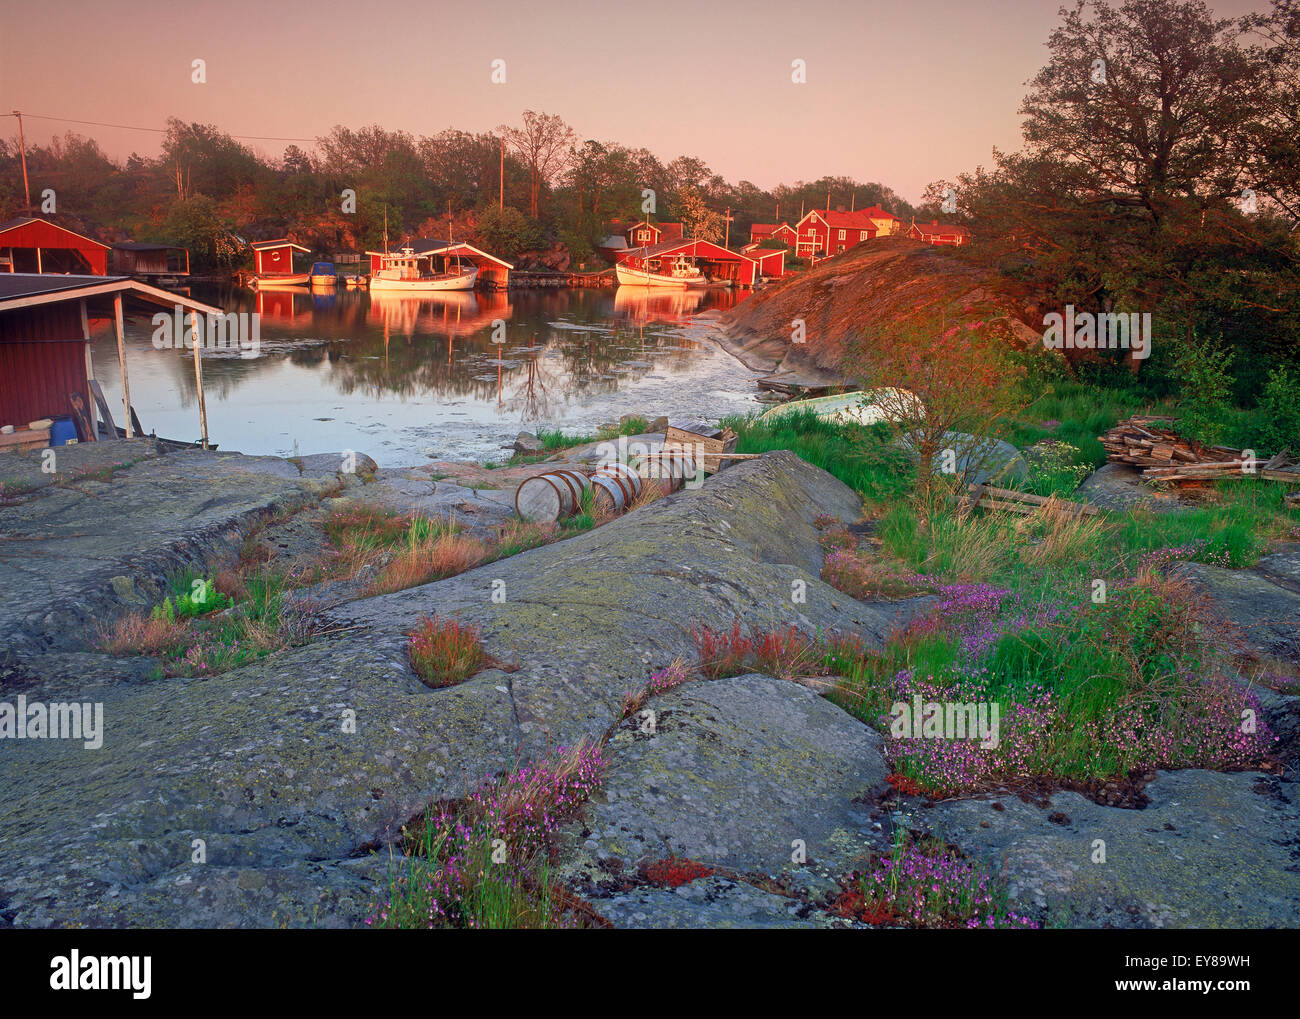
<box><xmin>1101</xmin><ymin>416</ymin><xmax>1300</xmax><ymax>486</ymax></box>
<box><xmin>959</xmin><ymin>483</ymin><xmax>1101</xmax><ymax>517</ymax></box>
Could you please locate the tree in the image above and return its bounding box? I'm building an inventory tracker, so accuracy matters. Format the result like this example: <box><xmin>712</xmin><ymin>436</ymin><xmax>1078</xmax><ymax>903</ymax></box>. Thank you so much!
<box><xmin>498</xmin><ymin>111</ymin><xmax>575</xmax><ymax>218</ymax></box>
<box><xmin>476</xmin><ymin>206</ymin><xmax>543</xmax><ymax>260</ymax></box>
<box><xmin>675</xmin><ymin>186</ymin><xmax>724</xmax><ymax>242</ymax></box>
<box><xmin>849</xmin><ymin>308</ymin><xmax>1028</xmax><ymax>488</ymax></box>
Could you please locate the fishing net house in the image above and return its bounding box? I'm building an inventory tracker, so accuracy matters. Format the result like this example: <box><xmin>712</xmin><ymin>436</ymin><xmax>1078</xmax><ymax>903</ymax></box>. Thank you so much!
<box><xmin>0</xmin><ymin>274</ymin><xmax>223</xmax><ymax>451</ymax></box>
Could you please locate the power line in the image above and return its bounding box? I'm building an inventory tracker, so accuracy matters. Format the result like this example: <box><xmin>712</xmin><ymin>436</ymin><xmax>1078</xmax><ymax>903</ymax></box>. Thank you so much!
<box><xmin>4</xmin><ymin>112</ymin><xmax>318</xmax><ymax>144</ymax></box>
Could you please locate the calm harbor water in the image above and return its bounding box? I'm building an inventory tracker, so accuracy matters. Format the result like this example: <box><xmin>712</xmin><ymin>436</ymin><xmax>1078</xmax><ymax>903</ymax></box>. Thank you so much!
<box><xmin>90</xmin><ymin>285</ymin><xmax>765</xmax><ymax>467</ymax></box>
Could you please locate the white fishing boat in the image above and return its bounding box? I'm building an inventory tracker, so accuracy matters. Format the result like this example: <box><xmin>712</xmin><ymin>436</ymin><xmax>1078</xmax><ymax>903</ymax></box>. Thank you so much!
<box><xmin>616</xmin><ymin>252</ymin><xmax>709</xmax><ymax>288</ymax></box>
<box><xmin>369</xmin><ymin>246</ymin><xmax>478</xmax><ymax>292</ymax></box>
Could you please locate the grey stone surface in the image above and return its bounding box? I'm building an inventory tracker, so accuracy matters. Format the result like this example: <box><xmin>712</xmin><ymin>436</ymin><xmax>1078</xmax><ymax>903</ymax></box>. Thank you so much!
<box><xmin>1077</xmin><ymin>462</ymin><xmax>1182</xmax><ymax>513</ymax></box>
<box><xmin>0</xmin><ymin>450</ymin><xmax>911</xmax><ymax>928</ymax></box>
<box><xmin>1176</xmin><ymin>543</ymin><xmax>1300</xmax><ymax>665</ymax></box>
<box><xmin>921</xmin><ymin>769</ymin><xmax>1300</xmax><ymax>928</ymax></box>
<box><xmin>593</xmin><ymin>877</ymin><xmax>836</xmax><ymax>929</ymax></box>
<box><xmin>555</xmin><ymin>673</ymin><xmax>889</xmax><ymax>904</ymax></box>
<box><xmin>0</xmin><ymin>448</ymin><xmax>335</xmax><ymax>668</ymax></box>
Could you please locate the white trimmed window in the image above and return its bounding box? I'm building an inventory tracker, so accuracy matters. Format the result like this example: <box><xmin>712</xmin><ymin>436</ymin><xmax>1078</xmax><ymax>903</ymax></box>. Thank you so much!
<box><xmin>837</xmin><ymin>229</ymin><xmax>846</xmax><ymax>240</ymax></box>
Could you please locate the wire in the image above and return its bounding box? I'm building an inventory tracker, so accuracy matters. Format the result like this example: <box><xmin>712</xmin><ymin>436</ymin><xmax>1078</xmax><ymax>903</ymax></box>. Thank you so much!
<box><xmin>6</xmin><ymin>112</ymin><xmax>317</xmax><ymax>144</ymax></box>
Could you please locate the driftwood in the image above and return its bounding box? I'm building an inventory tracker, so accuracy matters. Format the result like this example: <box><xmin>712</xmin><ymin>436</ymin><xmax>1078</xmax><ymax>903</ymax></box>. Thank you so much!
<box><xmin>959</xmin><ymin>483</ymin><xmax>1101</xmax><ymax>517</ymax></box>
<box><xmin>1102</xmin><ymin>416</ymin><xmax>1300</xmax><ymax>488</ymax></box>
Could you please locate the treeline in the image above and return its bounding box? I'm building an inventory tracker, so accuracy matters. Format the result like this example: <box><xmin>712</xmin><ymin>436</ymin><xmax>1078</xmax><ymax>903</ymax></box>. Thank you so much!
<box><xmin>924</xmin><ymin>0</ymin><xmax>1300</xmax><ymax>399</ymax></box>
<box><xmin>0</xmin><ymin>112</ymin><xmax>913</xmax><ymax>271</ymax></box>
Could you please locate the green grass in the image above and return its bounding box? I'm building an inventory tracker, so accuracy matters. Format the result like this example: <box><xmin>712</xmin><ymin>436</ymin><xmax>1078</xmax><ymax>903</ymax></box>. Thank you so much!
<box><xmin>722</xmin><ymin>408</ymin><xmax>914</xmax><ymax>500</ymax></box>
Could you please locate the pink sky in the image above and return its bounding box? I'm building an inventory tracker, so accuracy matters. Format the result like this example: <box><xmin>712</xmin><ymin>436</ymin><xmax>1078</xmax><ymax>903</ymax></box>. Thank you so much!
<box><xmin>0</xmin><ymin>0</ymin><xmax>1273</xmax><ymax>204</ymax></box>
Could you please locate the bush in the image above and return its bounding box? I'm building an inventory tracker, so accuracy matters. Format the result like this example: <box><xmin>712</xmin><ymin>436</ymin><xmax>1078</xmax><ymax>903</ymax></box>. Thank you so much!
<box><xmin>1254</xmin><ymin>365</ymin><xmax>1300</xmax><ymax>455</ymax></box>
<box><xmin>1174</xmin><ymin>335</ymin><xmax>1235</xmax><ymax>449</ymax></box>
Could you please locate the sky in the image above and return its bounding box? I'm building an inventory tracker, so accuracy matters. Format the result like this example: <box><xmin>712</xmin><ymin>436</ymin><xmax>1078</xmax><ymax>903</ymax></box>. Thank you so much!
<box><xmin>0</xmin><ymin>0</ymin><xmax>1276</xmax><ymax>204</ymax></box>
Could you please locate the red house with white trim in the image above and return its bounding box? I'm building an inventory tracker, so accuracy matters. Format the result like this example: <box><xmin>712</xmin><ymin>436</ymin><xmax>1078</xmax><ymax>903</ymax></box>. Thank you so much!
<box><xmin>749</xmin><ymin>222</ymin><xmax>797</xmax><ymax>246</ymax></box>
<box><xmin>741</xmin><ymin>243</ymin><xmax>788</xmax><ymax>279</ymax></box>
<box><xmin>250</xmin><ymin>239</ymin><xmax>310</xmax><ymax>279</ymax></box>
<box><xmin>794</xmin><ymin>209</ymin><xmax>879</xmax><ymax>258</ymax></box>
<box><xmin>907</xmin><ymin>219</ymin><xmax>971</xmax><ymax>246</ymax></box>
<box><xmin>625</xmin><ymin>220</ymin><xmax>683</xmax><ymax>247</ymax></box>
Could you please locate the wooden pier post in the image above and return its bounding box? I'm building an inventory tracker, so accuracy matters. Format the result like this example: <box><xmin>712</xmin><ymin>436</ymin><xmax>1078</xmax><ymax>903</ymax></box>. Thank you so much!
<box><xmin>113</xmin><ymin>294</ymin><xmax>133</xmax><ymax>438</ymax></box>
<box><xmin>189</xmin><ymin>309</ymin><xmax>209</xmax><ymax>449</ymax></box>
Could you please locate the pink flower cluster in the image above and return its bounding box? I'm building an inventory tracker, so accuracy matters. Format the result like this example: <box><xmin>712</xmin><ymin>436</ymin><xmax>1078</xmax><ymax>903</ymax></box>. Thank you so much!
<box><xmin>368</xmin><ymin>743</ymin><xmax>605</xmax><ymax>929</ymax></box>
<box><xmin>854</xmin><ymin>841</ymin><xmax>1039</xmax><ymax>929</ymax></box>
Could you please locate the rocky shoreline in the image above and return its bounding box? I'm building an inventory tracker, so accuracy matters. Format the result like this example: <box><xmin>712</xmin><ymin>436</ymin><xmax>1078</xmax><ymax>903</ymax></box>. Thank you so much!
<box><xmin>1</xmin><ymin>440</ymin><xmax>1297</xmax><ymax>928</ymax></box>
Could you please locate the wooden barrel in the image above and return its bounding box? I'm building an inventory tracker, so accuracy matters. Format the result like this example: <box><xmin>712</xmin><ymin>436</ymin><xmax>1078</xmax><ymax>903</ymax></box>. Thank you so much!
<box><xmin>515</xmin><ymin>468</ymin><xmax>590</xmax><ymax>522</ymax></box>
<box><xmin>632</xmin><ymin>451</ymin><xmax>697</xmax><ymax>496</ymax></box>
<box><xmin>590</xmin><ymin>461</ymin><xmax>642</xmax><ymax>515</ymax></box>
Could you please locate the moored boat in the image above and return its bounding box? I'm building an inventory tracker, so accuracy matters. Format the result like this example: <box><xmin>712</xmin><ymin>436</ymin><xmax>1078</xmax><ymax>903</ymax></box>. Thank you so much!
<box><xmin>369</xmin><ymin>246</ymin><xmax>478</xmax><ymax>292</ymax></box>
<box><xmin>309</xmin><ymin>262</ymin><xmax>338</xmax><ymax>287</ymax></box>
<box><xmin>615</xmin><ymin>252</ymin><xmax>709</xmax><ymax>288</ymax></box>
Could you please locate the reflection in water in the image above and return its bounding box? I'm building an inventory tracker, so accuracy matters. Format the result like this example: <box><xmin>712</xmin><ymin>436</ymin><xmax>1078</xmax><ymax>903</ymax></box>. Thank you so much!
<box><xmin>91</xmin><ymin>284</ymin><xmax>759</xmax><ymax>465</ymax></box>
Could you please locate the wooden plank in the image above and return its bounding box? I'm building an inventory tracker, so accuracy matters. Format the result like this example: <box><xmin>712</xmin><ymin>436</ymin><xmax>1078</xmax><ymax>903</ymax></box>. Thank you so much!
<box><xmin>0</xmin><ymin>427</ymin><xmax>51</xmax><ymax>451</ymax></box>
<box><xmin>88</xmin><ymin>379</ymin><xmax>117</xmax><ymax>436</ymax></box>
<box><xmin>67</xmin><ymin>392</ymin><xmax>95</xmax><ymax>443</ymax></box>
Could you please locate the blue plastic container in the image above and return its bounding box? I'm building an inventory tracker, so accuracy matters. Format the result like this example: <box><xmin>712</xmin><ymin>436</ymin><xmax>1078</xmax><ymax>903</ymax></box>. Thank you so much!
<box><xmin>49</xmin><ymin>416</ymin><xmax>78</xmax><ymax>446</ymax></box>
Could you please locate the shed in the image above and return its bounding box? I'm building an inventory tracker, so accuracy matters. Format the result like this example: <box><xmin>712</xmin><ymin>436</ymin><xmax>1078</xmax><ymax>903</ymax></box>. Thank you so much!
<box><xmin>0</xmin><ymin>274</ymin><xmax>223</xmax><ymax>448</ymax></box>
<box><xmin>110</xmin><ymin>242</ymin><xmax>191</xmax><ymax>278</ymax></box>
<box><xmin>0</xmin><ymin>217</ymin><xmax>110</xmax><ymax>275</ymax></box>
<box><xmin>250</xmin><ymin>239</ymin><xmax>311</xmax><ymax>278</ymax></box>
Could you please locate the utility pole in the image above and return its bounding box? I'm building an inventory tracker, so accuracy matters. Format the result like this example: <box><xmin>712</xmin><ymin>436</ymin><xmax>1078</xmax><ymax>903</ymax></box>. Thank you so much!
<box><xmin>723</xmin><ymin>206</ymin><xmax>733</xmax><ymax>249</ymax></box>
<box><xmin>499</xmin><ymin>137</ymin><xmax>504</xmax><ymax>212</ymax></box>
<box><xmin>12</xmin><ymin>110</ymin><xmax>31</xmax><ymax>215</ymax></box>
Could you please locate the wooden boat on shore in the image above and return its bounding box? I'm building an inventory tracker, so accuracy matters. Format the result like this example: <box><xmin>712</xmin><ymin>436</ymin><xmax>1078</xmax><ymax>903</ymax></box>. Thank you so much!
<box><xmin>369</xmin><ymin>246</ymin><xmax>478</xmax><ymax>292</ymax></box>
<box><xmin>758</xmin><ymin>387</ymin><xmax>923</xmax><ymax>425</ymax></box>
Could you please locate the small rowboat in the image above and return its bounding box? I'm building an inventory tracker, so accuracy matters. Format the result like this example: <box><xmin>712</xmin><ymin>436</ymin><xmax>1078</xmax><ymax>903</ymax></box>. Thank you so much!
<box><xmin>757</xmin><ymin>387</ymin><xmax>924</xmax><ymax>425</ymax></box>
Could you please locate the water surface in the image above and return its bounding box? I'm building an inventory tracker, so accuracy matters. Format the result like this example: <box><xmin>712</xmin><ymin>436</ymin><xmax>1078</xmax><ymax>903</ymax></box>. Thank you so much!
<box><xmin>90</xmin><ymin>285</ymin><xmax>764</xmax><ymax>466</ymax></box>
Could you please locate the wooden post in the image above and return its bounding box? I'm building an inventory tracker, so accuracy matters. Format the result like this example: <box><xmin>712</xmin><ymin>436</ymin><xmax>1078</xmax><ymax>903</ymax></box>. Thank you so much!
<box><xmin>12</xmin><ymin>110</ymin><xmax>30</xmax><ymax>215</ymax></box>
<box><xmin>80</xmin><ymin>299</ymin><xmax>95</xmax><ymax>432</ymax></box>
<box><xmin>113</xmin><ymin>294</ymin><xmax>133</xmax><ymax>438</ymax></box>
<box><xmin>190</xmin><ymin>309</ymin><xmax>209</xmax><ymax>449</ymax></box>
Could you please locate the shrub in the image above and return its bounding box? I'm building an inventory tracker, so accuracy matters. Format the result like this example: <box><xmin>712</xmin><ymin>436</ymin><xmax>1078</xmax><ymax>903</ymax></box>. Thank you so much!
<box><xmin>1254</xmin><ymin>365</ymin><xmax>1300</xmax><ymax>455</ymax></box>
<box><xmin>407</xmin><ymin>615</ymin><xmax>487</xmax><ymax>688</ymax></box>
<box><xmin>1174</xmin><ymin>335</ymin><xmax>1235</xmax><ymax>449</ymax></box>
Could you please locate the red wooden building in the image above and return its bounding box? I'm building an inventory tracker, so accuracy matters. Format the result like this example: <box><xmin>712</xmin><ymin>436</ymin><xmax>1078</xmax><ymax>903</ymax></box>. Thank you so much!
<box><xmin>741</xmin><ymin>243</ymin><xmax>788</xmax><ymax>279</ymax></box>
<box><xmin>625</xmin><ymin>220</ymin><xmax>684</xmax><ymax>247</ymax></box>
<box><xmin>793</xmin><ymin>209</ymin><xmax>879</xmax><ymax>258</ymax></box>
<box><xmin>0</xmin><ymin>217</ymin><xmax>110</xmax><ymax>275</ymax></box>
<box><xmin>907</xmin><ymin>219</ymin><xmax>972</xmax><ymax>246</ymax></box>
<box><xmin>749</xmin><ymin>222</ymin><xmax>796</xmax><ymax>246</ymax></box>
<box><xmin>0</xmin><ymin>274</ymin><xmax>221</xmax><ymax>445</ymax></box>
<box><xmin>251</xmin><ymin>239</ymin><xmax>311</xmax><ymax>278</ymax></box>
<box><xmin>618</xmin><ymin>238</ymin><xmax>759</xmax><ymax>287</ymax></box>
